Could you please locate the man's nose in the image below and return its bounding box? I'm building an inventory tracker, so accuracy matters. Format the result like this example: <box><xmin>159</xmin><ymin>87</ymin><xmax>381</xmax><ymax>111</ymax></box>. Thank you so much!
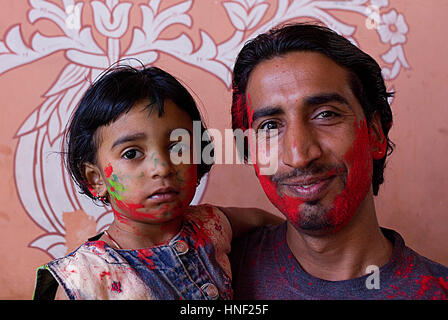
<box><xmin>282</xmin><ymin>121</ymin><xmax>322</xmax><ymax>169</ymax></box>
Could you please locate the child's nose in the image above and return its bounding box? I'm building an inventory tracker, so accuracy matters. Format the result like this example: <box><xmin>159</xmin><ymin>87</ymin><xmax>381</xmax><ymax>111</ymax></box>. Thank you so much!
<box><xmin>148</xmin><ymin>151</ymin><xmax>174</xmax><ymax>179</ymax></box>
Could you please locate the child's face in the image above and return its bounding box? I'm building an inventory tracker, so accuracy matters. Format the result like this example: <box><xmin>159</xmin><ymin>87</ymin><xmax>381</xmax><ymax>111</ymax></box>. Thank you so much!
<box><xmin>88</xmin><ymin>99</ymin><xmax>198</xmax><ymax>225</ymax></box>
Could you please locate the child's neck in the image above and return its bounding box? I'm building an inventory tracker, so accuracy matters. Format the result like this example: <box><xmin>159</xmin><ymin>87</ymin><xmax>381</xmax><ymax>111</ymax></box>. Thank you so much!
<box><xmin>103</xmin><ymin>216</ymin><xmax>183</xmax><ymax>250</ymax></box>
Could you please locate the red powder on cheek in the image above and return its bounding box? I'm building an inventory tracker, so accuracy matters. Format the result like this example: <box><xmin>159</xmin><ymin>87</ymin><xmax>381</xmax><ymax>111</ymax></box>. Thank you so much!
<box><xmin>256</xmin><ymin>169</ymin><xmax>304</xmax><ymax>226</ymax></box>
<box><xmin>328</xmin><ymin>119</ymin><xmax>373</xmax><ymax>231</ymax></box>
<box><xmin>255</xmin><ymin>120</ymin><xmax>374</xmax><ymax>232</ymax></box>
<box><xmin>246</xmin><ymin>93</ymin><xmax>304</xmax><ymax>225</ymax></box>
<box><xmin>104</xmin><ymin>163</ymin><xmax>113</xmax><ymax>178</ymax></box>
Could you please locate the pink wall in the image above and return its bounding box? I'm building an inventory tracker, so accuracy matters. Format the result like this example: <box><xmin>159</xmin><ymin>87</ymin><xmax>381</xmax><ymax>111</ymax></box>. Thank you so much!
<box><xmin>0</xmin><ymin>0</ymin><xmax>447</xmax><ymax>299</ymax></box>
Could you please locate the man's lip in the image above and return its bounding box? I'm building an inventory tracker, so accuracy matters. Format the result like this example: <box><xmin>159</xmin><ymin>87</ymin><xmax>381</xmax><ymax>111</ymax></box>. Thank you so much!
<box><xmin>280</xmin><ymin>175</ymin><xmax>336</xmax><ymax>202</ymax></box>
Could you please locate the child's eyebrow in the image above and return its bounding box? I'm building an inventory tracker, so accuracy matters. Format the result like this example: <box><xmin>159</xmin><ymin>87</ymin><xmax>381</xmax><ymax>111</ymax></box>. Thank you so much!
<box><xmin>111</xmin><ymin>132</ymin><xmax>147</xmax><ymax>150</ymax></box>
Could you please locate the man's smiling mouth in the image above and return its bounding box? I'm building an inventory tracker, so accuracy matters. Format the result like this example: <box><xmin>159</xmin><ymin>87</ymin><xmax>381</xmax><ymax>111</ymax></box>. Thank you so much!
<box><xmin>281</xmin><ymin>175</ymin><xmax>337</xmax><ymax>202</ymax></box>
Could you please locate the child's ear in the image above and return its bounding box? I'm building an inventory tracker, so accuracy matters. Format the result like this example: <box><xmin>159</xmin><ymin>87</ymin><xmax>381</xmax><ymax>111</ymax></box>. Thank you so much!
<box><xmin>368</xmin><ymin>112</ymin><xmax>387</xmax><ymax>160</ymax></box>
<box><xmin>83</xmin><ymin>163</ymin><xmax>108</xmax><ymax>198</ymax></box>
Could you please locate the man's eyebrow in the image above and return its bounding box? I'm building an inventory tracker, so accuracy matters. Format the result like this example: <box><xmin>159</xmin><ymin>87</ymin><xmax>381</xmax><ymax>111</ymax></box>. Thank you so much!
<box><xmin>252</xmin><ymin>106</ymin><xmax>284</xmax><ymax>123</ymax></box>
<box><xmin>111</xmin><ymin>132</ymin><xmax>147</xmax><ymax>150</ymax></box>
<box><xmin>304</xmin><ymin>93</ymin><xmax>351</xmax><ymax>108</ymax></box>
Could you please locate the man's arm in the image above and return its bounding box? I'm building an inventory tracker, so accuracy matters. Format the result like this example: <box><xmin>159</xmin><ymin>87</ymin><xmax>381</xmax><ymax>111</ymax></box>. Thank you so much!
<box><xmin>218</xmin><ymin>206</ymin><xmax>285</xmax><ymax>238</ymax></box>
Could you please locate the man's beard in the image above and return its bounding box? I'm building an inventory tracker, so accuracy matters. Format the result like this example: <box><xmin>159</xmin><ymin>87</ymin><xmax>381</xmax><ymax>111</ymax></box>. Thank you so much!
<box><xmin>270</xmin><ymin>163</ymin><xmax>348</xmax><ymax>232</ymax></box>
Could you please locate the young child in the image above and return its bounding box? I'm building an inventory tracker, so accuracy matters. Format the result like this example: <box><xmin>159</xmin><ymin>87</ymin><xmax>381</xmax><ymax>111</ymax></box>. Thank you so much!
<box><xmin>33</xmin><ymin>65</ymin><xmax>281</xmax><ymax>300</ymax></box>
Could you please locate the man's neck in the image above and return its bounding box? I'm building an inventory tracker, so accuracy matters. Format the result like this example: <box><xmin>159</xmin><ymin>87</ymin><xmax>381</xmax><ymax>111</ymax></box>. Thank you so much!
<box><xmin>286</xmin><ymin>196</ymin><xmax>393</xmax><ymax>281</ymax></box>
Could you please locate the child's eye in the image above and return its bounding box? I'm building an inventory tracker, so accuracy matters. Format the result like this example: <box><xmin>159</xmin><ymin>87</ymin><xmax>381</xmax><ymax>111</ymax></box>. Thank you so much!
<box><xmin>122</xmin><ymin>149</ymin><xmax>143</xmax><ymax>160</ymax></box>
<box><xmin>169</xmin><ymin>142</ymin><xmax>190</xmax><ymax>155</ymax></box>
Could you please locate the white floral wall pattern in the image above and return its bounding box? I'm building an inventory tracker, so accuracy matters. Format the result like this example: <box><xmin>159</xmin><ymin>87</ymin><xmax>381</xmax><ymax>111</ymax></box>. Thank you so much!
<box><xmin>0</xmin><ymin>0</ymin><xmax>410</xmax><ymax>258</ymax></box>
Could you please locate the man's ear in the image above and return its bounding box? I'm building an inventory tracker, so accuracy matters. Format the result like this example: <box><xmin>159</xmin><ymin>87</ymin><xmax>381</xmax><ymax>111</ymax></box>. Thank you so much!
<box><xmin>83</xmin><ymin>163</ymin><xmax>108</xmax><ymax>198</ymax></box>
<box><xmin>368</xmin><ymin>112</ymin><xmax>387</xmax><ymax>160</ymax></box>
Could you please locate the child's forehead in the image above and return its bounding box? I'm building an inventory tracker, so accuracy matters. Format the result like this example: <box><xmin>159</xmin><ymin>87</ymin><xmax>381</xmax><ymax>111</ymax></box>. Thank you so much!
<box><xmin>95</xmin><ymin>99</ymin><xmax>194</xmax><ymax>146</ymax></box>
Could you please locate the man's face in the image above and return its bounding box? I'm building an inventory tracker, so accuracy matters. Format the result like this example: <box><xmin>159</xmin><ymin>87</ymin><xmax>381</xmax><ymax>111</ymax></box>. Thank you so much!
<box><xmin>246</xmin><ymin>51</ymin><xmax>383</xmax><ymax>234</ymax></box>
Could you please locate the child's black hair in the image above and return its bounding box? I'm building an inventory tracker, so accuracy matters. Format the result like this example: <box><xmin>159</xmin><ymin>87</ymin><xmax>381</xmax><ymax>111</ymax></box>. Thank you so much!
<box><xmin>64</xmin><ymin>64</ymin><xmax>212</xmax><ymax>203</ymax></box>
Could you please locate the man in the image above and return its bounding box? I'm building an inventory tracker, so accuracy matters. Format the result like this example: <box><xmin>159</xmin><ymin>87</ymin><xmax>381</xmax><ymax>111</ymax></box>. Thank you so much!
<box><xmin>229</xmin><ymin>23</ymin><xmax>448</xmax><ymax>299</ymax></box>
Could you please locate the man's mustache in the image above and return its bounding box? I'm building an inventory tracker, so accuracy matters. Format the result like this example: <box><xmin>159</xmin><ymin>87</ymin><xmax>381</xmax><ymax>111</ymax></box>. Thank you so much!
<box><xmin>271</xmin><ymin>163</ymin><xmax>346</xmax><ymax>184</ymax></box>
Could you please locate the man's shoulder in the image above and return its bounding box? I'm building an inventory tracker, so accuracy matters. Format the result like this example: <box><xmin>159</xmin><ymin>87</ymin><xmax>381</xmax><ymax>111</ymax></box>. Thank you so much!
<box><xmin>404</xmin><ymin>245</ymin><xmax>448</xmax><ymax>278</ymax></box>
<box><xmin>385</xmin><ymin>228</ymin><xmax>448</xmax><ymax>277</ymax></box>
<box><xmin>232</xmin><ymin>222</ymin><xmax>286</xmax><ymax>248</ymax></box>
<box><xmin>383</xmin><ymin>229</ymin><xmax>448</xmax><ymax>299</ymax></box>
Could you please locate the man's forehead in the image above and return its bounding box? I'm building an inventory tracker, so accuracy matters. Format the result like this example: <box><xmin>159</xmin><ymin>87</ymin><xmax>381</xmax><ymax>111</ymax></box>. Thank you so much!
<box><xmin>251</xmin><ymin>51</ymin><xmax>349</xmax><ymax>84</ymax></box>
<box><xmin>247</xmin><ymin>51</ymin><xmax>356</xmax><ymax>106</ymax></box>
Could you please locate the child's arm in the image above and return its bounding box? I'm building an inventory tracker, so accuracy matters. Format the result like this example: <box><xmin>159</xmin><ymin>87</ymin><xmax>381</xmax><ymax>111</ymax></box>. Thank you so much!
<box><xmin>218</xmin><ymin>206</ymin><xmax>285</xmax><ymax>238</ymax></box>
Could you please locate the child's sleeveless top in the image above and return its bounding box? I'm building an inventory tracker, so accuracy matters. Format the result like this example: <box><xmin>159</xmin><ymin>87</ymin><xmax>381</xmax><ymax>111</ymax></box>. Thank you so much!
<box><xmin>33</xmin><ymin>204</ymin><xmax>232</xmax><ymax>300</ymax></box>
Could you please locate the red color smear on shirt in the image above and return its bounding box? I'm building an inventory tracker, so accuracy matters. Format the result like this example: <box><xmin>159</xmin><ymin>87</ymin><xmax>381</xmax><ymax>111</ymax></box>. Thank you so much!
<box><xmin>104</xmin><ymin>163</ymin><xmax>113</xmax><ymax>178</ymax></box>
<box><xmin>100</xmin><ymin>271</ymin><xmax>111</xmax><ymax>280</ymax></box>
<box><xmin>394</xmin><ymin>256</ymin><xmax>414</xmax><ymax>278</ymax></box>
<box><xmin>137</xmin><ymin>249</ymin><xmax>156</xmax><ymax>269</ymax></box>
<box><xmin>415</xmin><ymin>275</ymin><xmax>448</xmax><ymax>299</ymax></box>
<box><xmin>111</xmin><ymin>281</ymin><xmax>122</xmax><ymax>293</ymax></box>
<box><xmin>189</xmin><ymin>206</ymin><xmax>215</xmax><ymax>249</ymax></box>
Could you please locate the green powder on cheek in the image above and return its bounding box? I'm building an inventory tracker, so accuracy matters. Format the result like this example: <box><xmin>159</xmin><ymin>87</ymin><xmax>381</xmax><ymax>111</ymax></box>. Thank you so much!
<box><xmin>107</xmin><ymin>174</ymin><xmax>126</xmax><ymax>201</ymax></box>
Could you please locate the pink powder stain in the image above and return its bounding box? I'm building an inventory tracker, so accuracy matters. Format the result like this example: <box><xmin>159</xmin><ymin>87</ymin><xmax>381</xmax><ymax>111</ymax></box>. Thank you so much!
<box><xmin>394</xmin><ymin>256</ymin><xmax>414</xmax><ymax>278</ymax></box>
<box><xmin>100</xmin><ymin>271</ymin><xmax>111</xmax><ymax>280</ymax></box>
<box><xmin>189</xmin><ymin>206</ymin><xmax>215</xmax><ymax>249</ymax></box>
<box><xmin>137</xmin><ymin>249</ymin><xmax>156</xmax><ymax>270</ymax></box>
<box><xmin>104</xmin><ymin>163</ymin><xmax>113</xmax><ymax>178</ymax></box>
<box><xmin>415</xmin><ymin>275</ymin><xmax>448</xmax><ymax>299</ymax></box>
<box><xmin>388</xmin><ymin>284</ymin><xmax>409</xmax><ymax>299</ymax></box>
<box><xmin>111</xmin><ymin>281</ymin><xmax>122</xmax><ymax>293</ymax></box>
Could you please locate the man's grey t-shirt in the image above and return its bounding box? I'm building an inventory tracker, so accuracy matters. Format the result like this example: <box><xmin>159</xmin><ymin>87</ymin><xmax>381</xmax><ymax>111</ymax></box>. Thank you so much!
<box><xmin>230</xmin><ymin>223</ymin><xmax>448</xmax><ymax>299</ymax></box>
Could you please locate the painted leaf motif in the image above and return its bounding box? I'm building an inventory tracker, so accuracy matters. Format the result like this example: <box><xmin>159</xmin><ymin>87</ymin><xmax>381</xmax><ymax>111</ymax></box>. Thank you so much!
<box><xmin>91</xmin><ymin>1</ymin><xmax>132</xmax><ymax>38</ymax></box>
<box><xmin>246</xmin><ymin>3</ymin><xmax>268</xmax><ymax>29</ymax></box>
<box><xmin>223</xmin><ymin>2</ymin><xmax>248</xmax><ymax>30</ymax></box>
<box><xmin>45</xmin><ymin>64</ymin><xmax>90</xmax><ymax>97</ymax></box>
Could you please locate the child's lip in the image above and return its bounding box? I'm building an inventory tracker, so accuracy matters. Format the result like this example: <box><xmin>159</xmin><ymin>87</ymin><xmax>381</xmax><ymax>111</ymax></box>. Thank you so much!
<box><xmin>146</xmin><ymin>187</ymin><xmax>179</xmax><ymax>202</ymax></box>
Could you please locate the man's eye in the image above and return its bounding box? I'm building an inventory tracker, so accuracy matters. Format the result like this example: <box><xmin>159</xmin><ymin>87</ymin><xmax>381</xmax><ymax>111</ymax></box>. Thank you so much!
<box><xmin>315</xmin><ymin>110</ymin><xmax>339</xmax><ymax>119</ymax></box>
<box><xmin>122</xmin><ymin>149</ymin><xmax>142</xmax><ymax>160</ymax></box>
<box><xmin>259</xmin><ymin>121</ymin><xmax>279</xmax><ymax>131</ymax></box>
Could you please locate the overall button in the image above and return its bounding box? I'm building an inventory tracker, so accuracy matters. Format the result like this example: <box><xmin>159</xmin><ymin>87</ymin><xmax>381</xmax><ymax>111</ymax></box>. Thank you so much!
<box><xmin>173</xmin><ymin>240</ymin><xmax>189</xmax><ymax>255</ymax></box>
<box><xmin>202</xmin><ymin>283</ymin><xmax>219</xmax><ymax>299</ymax></box>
